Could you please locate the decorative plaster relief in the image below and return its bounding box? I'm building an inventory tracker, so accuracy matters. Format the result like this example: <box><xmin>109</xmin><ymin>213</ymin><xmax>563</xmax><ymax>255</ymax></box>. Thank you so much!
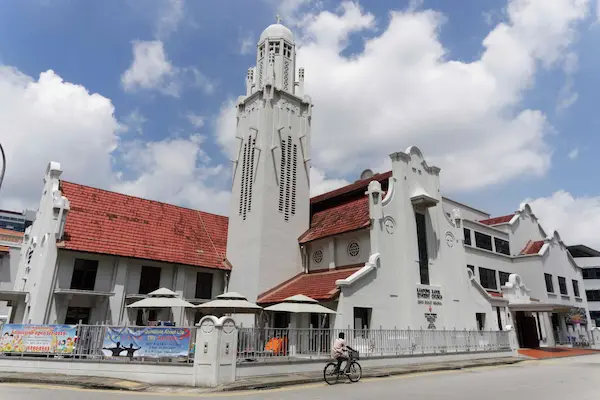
<box><xmin>383</xmin><ymin>216</ymin><xmax>396</xmax><ymax>234</ymax></box>
<box><xmin>445</xmin><ymin>231</ymin><xmax>455</xmax><ymax>248</ymax></box>
<box><xmin>313</xmin><ymin>249</ymin><xmax>323</xmax><ymax>264</ymax></box>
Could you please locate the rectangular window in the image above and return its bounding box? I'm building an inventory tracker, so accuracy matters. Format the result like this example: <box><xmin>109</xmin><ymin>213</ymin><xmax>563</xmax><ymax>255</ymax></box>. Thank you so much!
<box><xmin>572</xmin><ymin>280</ymin><xmax>580</xmax><ymax>298</ymax></box>
<box><xmin>583</xmin><ymin>268</ymin><xmax>600</xmax><ymax>279</ymax></box>
<box><xmin>499</xmin><ymin>271</ymin><xmax>511</xmax><ymax>287</ymax></box>
<box><xmin>494</xmin><ymin>238</ymin><xmax>510</xmax><ymax>255</ymax></box>
<box><xmin>545</xmin><ymin>273</ymin><xmax>554</xmax><ymax>293</ymax></box>
<box><xmin>586</xmin><ymin>290</ymin><xmax>600</xmax><ymax>302</ymax></box>
<box><xmin>463</xmin><ymin>228</ymin><xmax>472</xmax><ymax>246</ymax></box>
<box><xmin>476</xmin><ymin>313</ymin><xmax>486</xmax><ymax>330</ymax></box>
<box><xmin>496</xmin><ymin>307</ymin><xmax>503</xmax><ymax>331</ymax></box>
<box><xmin>354</xmin><ymin>307</ymin><xmax>371</xmax><ymax>331</ymax></box>
<box><xmin>70</xmin><ymin>259</ymin><xmax>98</xmax><ymax>291</ymax></box>
<box><xmin>195</xmin><ymin>272</ymin><xmax>213</xmax><ymax>299</ymax></box>
<box><xmin>590</xmin><ymin>311</ymin><xmax>600</xmax><ymax>326</ymax></box>
<box><xmin>139</xmin><ymin>266</ymin><xmax>161</xmax><ymax>295</ymax></box>
<box><xmin>558</xmin><ymin>276</ymin><xmax>568</xmax><ymax>295</ymax></box>
<box><xmin>415</xmin><ymin>212</ymin><xmax>430</xmax><ymax>285</ymax></box>
<box><xmin>479</xmin><ymin>267</ymin><xmax>497</xmax><ymax>290</ymax></box>
<box><xmin>474</xmin><ymin>232</ymin><xmax>493</xmax><ymax>251</ymax></box>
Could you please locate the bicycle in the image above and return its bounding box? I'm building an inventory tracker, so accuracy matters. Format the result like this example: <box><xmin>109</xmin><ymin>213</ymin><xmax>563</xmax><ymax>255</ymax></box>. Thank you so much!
<box><xmin>323</xmin><ymin>349</ymin><xmax>362</xmax><ymax>385</ymax></box>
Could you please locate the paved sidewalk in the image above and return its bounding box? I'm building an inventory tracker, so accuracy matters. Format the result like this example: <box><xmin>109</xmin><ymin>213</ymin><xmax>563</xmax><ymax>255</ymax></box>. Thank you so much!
<box><xmin>0</xmin><ymin>356</ymin><xmax>524</xmax><ymax>393</ymax></box>
<box><xmin>0</xmin><ymin>372</ymin><xmax>150</xmax><ymax>391</ymax></box>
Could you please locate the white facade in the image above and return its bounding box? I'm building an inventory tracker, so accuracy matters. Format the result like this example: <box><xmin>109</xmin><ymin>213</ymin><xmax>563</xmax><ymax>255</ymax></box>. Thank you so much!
<box><xmin>5</xmin><ymin>162</ymin><xmax>227</xmax><ymax>326</ymax></box>
<box><xmin>227</xmin><ymin>22</ymin><xmax>312</xmax><ymax>304</ymax></box>
<box><xmin>1</xmin><ymin>21</ymin><xmax>592</xmax><ymax>350</ymax></box>
<box><xmin>0</xmin><ymin>229</ymin><xmax>24</xmax><ymax>323</ymax></box>
<box><xmin>568</xmin><ymin>245</ymin><xmax>600</xmax><ymax>327</ymax></box>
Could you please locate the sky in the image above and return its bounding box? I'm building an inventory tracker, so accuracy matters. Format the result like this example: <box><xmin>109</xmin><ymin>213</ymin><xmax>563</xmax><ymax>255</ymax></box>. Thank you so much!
<box><xmin>1</xmin><ymin>0</ymin><xmax>600</xmax><ymax>249</ymax></box>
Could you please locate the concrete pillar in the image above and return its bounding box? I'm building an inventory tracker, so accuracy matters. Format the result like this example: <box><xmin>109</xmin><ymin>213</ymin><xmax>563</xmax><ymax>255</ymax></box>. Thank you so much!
<box><xmin>193</xmin><ymin>316</ymin><xmax>238</xmax><ymax>388</ymax></box>
<box><xmin>109</xmin><ymin>259</ymin><xmax>127</xmax><ymax>325</ymax></box>
<box><xmin>172</xmin><ymin>267</ymin><xmax>187</xmax><ymax>325</ymax></box>
<box><xmin>505</xmin><ymin>325</ymin><xmax>519</xmax><ymax>354</ymax></box>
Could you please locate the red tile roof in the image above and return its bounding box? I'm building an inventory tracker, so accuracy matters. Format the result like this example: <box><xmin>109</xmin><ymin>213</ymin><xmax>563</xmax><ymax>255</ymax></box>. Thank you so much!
<box><xmin>257</xmin><ymin>266</ymin><xmax>362</xmax><ymax>304</ymax></box>
<box><xmin>0</xmin><ymin>245</ymin><xmax>10</xmax><ymax>253</ymax></box>
<box><xmin>59</xmin><ymin>181</ymin><xmax>230</xmax><ymax>270</ymax></box>
<box><xmin>479</xmin><ymin>214</ymin><xmax>515</xmax><ymax>226</ymax></box>
<box><xmin>310</xmin><ymin>171</ymin><xmax>392</xmax><ymax>205</ymax></box>
<box><xmin>520</xmin><ymin>240</ymin><xmax>545</xmax><ymax>255</ymax></box>
<box><xmin>487</xmin><ymin>291</ymin><xmax>503</xmax><ymax>298</ymax></box>
<box><xmin>0</xmin><ymin>228</ymin><xmax>24</xmax><ymax>237</ymax></box>
<box><xmin>299</xmin><ymin>196</ymin><xmax>370</xmax><ymax>244</ymax></box>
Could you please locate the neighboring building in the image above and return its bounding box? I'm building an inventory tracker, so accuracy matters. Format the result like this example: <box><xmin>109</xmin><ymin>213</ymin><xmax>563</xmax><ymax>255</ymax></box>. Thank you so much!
<box><xmin>568</xmin><ymin>244</ymin><xmax>600</xmax><ymax>327</ymax></box>
<box><xmin>0</xmin><ymin>228</ymin><xmax>24</xmax><ymax>323</ymax></box>
<box><xmin>0</xmin><ymin>209</ymin><xmax>35</xmax><ymax>232</ymax></box>
<box><xmin>1</xmin><ymin>21</ymin><xmax>592</xmax><ymax>349</ymax></box>
<box><xmin>4</xmin><ymin>162</ymin><xmax>229</xmax><ymax>325</ymax></box>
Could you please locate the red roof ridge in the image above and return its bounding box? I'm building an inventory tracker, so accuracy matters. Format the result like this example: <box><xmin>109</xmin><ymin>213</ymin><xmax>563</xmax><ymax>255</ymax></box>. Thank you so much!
<box><xmin>59</xmin><ymin>181</ymin><xmax>229</xmax><ymax>270</ymax></box>
<box><xmin>299</xmin><ymin>195</ymin><xmax>371</xmax><ymax>244</ymax></box>
<box><xmin>310</xmin><ymin>171</ymin><xmax>392</xmax><ymax>204</ymax></box>
<box><xmin>479</xmin><ymin>214</ymin><xmax>515</xmax><ymax>226</ymax></box>
<box><xmin>0</xmin><ymin>228</ymin><xmax>24</xmax><ymax>237</ymax></box>
<box><xmin>257</xmin><ymin>266</ymin><xmax>362</xmax><ymax>304</ymax></box>
<box><xmin>520</xmin><ymin>240</ymin><xmax>545</xmax><ymax>255</ymax></box>
<box><xmin>60</xmin><ymin>180</ymin><xmax>227</xmax><ymax>219</ymax></box>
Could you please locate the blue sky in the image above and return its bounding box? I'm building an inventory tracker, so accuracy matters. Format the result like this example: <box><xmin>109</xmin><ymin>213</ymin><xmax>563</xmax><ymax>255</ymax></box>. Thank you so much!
<box><xmin>1</xmin><ymin>0</ymin><xmax>600</xmax><ymax>247</ymax></box>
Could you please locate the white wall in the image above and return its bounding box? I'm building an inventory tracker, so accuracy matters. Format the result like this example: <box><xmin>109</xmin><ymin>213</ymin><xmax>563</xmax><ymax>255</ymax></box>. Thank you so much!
<box><xmin>336</xmin><ymin>147</ymin><xmax>493</xmax><ymax>331</ymax></box>
<box><xmin>442</xmin><ymin>197</ymin><xmax>489</xmax><ymax>222</ymax></box>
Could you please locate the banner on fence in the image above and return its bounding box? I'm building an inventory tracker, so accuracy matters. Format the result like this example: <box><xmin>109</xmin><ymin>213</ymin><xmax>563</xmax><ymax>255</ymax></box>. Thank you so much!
<box><xmin>102</xmin><ymin>326</ymin><xmax>191</xmax><ymax>358</ymax></box>
<box><xmin>0</xmin><ymin>324</ymin><xmax>77</xmax><ymax>354</ymax></box>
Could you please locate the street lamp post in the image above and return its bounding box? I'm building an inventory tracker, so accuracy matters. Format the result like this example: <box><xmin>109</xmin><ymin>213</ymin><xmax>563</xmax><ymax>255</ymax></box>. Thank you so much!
<box><xmin>0</xmin><ymin>143</ymin><xmax>5</xmax><ymax>193</ymax></box>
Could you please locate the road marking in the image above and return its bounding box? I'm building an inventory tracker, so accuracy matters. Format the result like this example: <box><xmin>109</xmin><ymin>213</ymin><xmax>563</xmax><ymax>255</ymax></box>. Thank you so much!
<box><xmin>0</xmin><ymin>362</ymin><xmax>527</xmax><ymax>397</ymax></box>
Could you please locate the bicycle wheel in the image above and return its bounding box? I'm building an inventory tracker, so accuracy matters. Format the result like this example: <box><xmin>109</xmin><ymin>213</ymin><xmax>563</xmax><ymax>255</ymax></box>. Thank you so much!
<box><xmin>324</xmin><ymin>362</ymin><xmax>340</xmax><ymax>385</ymax></box>
<box><xmin>347</xmin><ymin>361</ymin><xmax>362</xmax><ymax>382</ymax></box>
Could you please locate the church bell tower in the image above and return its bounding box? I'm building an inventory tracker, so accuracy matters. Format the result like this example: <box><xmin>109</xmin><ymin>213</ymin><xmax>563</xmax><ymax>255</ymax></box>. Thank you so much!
<box><xmin>226</xmin><ymin>19</ymin><xmax>313</xmax><ymax>304</ymax></box>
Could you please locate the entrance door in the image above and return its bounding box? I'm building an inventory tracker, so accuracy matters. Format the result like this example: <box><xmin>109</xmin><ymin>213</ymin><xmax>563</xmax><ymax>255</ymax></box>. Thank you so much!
<box><xmin>64</xmin><ymin>307</ymin><xmax>91</xmax><ymax>325</ymax></box>
<box><xmin>515</xmin><ymin>311</ymin><xmax>539</xmax><ymax>348</ymax></box>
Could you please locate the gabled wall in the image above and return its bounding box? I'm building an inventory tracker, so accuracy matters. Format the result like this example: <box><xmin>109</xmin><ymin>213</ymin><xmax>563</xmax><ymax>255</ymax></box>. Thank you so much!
<box><xmin>336</xmin><ymin>147</ymin><xmax>493</xmax><ymax>330</ymax></box>
<box><xmin>306</xmin><ymin>230</ymin><xmax>370</xmax><ymax>272</ymax></box>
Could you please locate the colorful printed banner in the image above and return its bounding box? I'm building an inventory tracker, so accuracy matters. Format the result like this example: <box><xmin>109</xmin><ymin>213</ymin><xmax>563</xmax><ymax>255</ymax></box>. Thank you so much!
<box><xmin>0</xmin><ymin>324</ymin><xmax>77</xmax><ymax>354</ymax></box>
<box><xmin>102</xmin><ymin>326</ymin><xmax>191</xmax><ymax>358</ymax></box>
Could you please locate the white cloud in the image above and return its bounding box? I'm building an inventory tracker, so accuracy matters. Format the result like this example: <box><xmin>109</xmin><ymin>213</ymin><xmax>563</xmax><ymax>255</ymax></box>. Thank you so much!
<box><xmin>121</xmin><ymin>40</ymin><xmax>180</xmax><ymax>96</ymax></box>
<box><xmin>186</xmin><ymin>113</ymin><xmax>205</xmax><ymax>128</ymax></box>
<box><xmin>113</xmin><ymin>135</ymin><xmax>230</xmax><ymax>213</ymax></box>
<box><xmin>568</xmin><ymin>147</ymin><xmax>580</xmax><ymax>159</ymax></box>
<box><xmin>526</xmin><ymin>191</ymin><xmax>600</xmax><ymax>249</ymax></box>
<box><xmin>310</xmin><ymin>167</ymin><xmax>349</xmax><ymax>196</ymax></box>
<box><xmin>0</xmin><ymin>65</ymin><xmax>228</xmax><ymax>215</ymax></box>
<box><xmin>239</xmin><ymin>32</ymin><xmax>255</xmax><ymax>55</ymax></box>
<box><xmin>242</xmin><ymin>0</ymin><xmax>589</xmax><ymax>192</ymax></box>
<box><xmin>121</xmin><ymin>109</ymin><xmax>147</xmax><ymax>135</ymax></box>
<box><xmin>120</xmin><ymin>40</ymin><xmax>214</xmax><ymax>97</ymax></box>
<box><xmin>0</xmin><ymin>67</ymin><xmax>119</xmax><ymax>210</ymax></box>
<box><xmin>156</xmin><ymin>0</ymin><xmax>184</xmax><ymax>40</ymax></box>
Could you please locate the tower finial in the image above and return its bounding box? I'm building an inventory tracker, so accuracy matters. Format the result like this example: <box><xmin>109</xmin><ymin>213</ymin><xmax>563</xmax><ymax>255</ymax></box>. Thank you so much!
<box><xmin>275</xmin><ymin>14</ymin><xmax>283</xmax><ymax>24</ymax></box>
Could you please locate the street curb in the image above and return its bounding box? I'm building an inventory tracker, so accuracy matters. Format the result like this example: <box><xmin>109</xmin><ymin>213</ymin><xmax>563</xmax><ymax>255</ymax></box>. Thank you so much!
<box><xmin>0</xmin><ymin>375</ymin><xmax>149</xmax><ymax>392</ymax></box>
<box><xmin>219</xmin><ymin>358</ymin><xmax>525</xmax><ymax>391</ymax></box>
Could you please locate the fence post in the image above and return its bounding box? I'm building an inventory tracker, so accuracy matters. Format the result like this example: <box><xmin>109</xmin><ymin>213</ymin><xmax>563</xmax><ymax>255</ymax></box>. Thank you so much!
<box><xmin>193</xmin><ymin>316</ymin><xmax>238</xmax><ymax>388</ymax></box>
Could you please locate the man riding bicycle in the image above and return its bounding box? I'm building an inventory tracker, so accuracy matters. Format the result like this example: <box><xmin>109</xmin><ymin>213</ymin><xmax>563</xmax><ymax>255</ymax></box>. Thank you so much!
<box><xmin>331</xmin><ymin>332</ymin><xmax>354</xmax><ymax>374</ymax></box>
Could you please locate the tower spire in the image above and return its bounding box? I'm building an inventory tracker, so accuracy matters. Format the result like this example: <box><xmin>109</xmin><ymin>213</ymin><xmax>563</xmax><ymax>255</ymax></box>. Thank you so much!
<box><xmin>275</xmin><ymin>14</ymin><xmax>283</xmax><ymax>24</ymax></box>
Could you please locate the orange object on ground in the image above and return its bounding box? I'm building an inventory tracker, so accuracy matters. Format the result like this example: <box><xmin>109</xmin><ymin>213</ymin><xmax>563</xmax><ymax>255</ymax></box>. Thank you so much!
<box><xmin>518</xmin><ymin>347</ymin><xmax>600</xmax><ymax>359</ymax></box>
<box><xmin>264</xmin><ymin>337</ymin><xmax>288</xmax><ymax>355</ymax></box>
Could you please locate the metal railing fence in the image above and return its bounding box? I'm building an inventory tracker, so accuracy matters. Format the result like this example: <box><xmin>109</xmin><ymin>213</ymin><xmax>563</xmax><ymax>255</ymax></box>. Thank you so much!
<box><xmin>237</xmin><ymin>327</ymin><xmax>511</xmax><ymax>363</ymax></box>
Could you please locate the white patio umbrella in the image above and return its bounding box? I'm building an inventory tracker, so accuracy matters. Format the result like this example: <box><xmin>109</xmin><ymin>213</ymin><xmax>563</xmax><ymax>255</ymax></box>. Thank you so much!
<box><xmin>263</xmin><ymin>294</ymin><xmax>336</xmax><ymax>314</ymax></box>
<box><xmin>195</xmin><ymin>292</ymin><xmax>262</xmax><ymax>314</ymax></box>
<box><xmin>126</xmin><ymin>287</ymin><xmax>195</xmax><ymax>325</ymax></box>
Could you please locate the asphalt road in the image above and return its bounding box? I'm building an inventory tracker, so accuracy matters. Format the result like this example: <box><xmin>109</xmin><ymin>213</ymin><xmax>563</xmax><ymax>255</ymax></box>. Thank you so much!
<box><xmin>3</xmin><ymin>354</ymin><xmax>600</xmax><ymax>399</ymax></box>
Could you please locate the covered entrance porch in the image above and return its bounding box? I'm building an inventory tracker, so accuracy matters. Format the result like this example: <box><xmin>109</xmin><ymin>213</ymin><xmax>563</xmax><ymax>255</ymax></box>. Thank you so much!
<box><xmin>0</xmin><ymin>290</ymin><xmax>28</xmax><ymax>323</ymax></box>
<box><xmin>509</xmin><ymin>303</ymin><xmax>590</xmax><ymax>349</ymax></box>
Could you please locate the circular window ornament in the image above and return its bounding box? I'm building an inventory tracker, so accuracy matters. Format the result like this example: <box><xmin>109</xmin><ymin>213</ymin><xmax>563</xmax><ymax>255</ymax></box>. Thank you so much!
<box><xmin>383</xmin><ymin>216</ymin><xmax>396</xmax><ymax>234</ymax></box>
<box><xmin>313</xmin><ymin>250</ymin><xmax>323</xmax><ymax>264</ymax></box>
<box><xmin>347</xmin><ymin>241</ymin><xmax>360</xmax><ymax>258</ymax></box>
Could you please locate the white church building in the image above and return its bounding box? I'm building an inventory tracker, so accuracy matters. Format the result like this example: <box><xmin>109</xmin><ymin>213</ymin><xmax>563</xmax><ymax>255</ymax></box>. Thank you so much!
<box><xmin>0</xmin><ymin>21</ymin><xmax>591</xmax><ymax>349</ymax></box>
